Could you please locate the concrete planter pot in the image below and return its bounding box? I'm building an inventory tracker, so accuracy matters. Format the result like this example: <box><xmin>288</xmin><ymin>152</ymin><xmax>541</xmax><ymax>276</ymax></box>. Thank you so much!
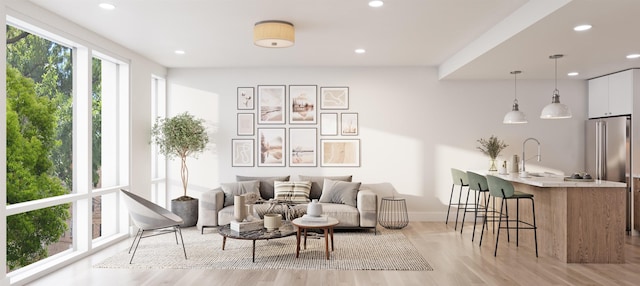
<box><xmin>171</xmin><ymin>198</ymin><xmax>199</xmax><ymax>227</ymax></box>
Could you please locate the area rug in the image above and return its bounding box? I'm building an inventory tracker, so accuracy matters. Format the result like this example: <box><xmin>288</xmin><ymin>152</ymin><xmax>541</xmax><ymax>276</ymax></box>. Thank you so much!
<box><xmin>94</xmin><ymin>227</ymin><xmax>432</xmax><ymax>271</ymax></box>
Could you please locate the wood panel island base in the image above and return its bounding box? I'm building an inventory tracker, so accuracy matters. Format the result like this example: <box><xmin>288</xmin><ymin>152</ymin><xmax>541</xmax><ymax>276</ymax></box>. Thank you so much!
<box><xmin>497</xmin><ymin>175</ymin><xmax>626</xmax><ymax>263</ymax></box>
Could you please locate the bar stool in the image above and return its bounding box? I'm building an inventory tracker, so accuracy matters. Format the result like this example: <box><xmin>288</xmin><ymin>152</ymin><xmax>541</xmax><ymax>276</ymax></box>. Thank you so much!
<box><xmin>465</xmin><ymin>171</ymin><xmax>495</xmax><ymax>242</ymax></box>
<box><xmin>446</xmin><ymin>168</ymin><xmax>469</xmax><ymax>230</ymax></box>
<box><xmin>484</xmin><ymin>175</ymin><xmax>538</xmax><ymax>257</ymax></box>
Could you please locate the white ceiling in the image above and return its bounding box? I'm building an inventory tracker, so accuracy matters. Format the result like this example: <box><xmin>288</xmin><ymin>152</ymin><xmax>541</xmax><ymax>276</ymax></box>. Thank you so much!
<box><xmin>24</xmin><ymin>0</ymin><xmax>640</xmax><ymax>80</ymax></box>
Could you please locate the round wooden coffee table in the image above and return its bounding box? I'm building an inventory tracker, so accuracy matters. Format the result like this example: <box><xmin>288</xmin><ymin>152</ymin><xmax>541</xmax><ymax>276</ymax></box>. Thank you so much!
<box><xmin>218</xmin><ymin>221</ymin><xmax>296</xmax><ymax>262</ymax></box>
<box><xmin>291</xmin><ymin>217</ymin><xmax>339</xmax><ymax>260</ymax></box>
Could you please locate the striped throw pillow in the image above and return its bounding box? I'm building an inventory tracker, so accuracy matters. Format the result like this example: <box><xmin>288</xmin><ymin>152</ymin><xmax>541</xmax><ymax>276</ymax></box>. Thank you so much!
<box><xmin>273</xmin><ymin>181</ymin><xmax>312</xmax><ymax>203</ymax></box>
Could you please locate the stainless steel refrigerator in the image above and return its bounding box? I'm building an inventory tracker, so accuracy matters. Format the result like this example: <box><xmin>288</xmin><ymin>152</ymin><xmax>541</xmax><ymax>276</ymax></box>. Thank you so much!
<box><xmin>585</xmin><ymin>116</ymin><xmax>631</xmax><ymax>231</ymax></box>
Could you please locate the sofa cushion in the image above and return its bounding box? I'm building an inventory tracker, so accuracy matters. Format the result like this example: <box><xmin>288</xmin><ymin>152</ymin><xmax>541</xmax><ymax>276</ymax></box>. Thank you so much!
<box><xmin>236</xmin><ymin>175</ymin><xmax>290</xmax><ymax>200</ymax></box>
<box><xmin>320</xmin><ymin>203</ymin><xmax>360</xmax><ymax>227</ymax></box>
<box><xmin>319</xmin><ymin>179</ymin><xmax>361</xmax><ymax>207</ymax></box>
<box><xmin>273</xmin><ymin>181</ymin><xmax>312</xmax><ymax>203</ymax></box>
<box><xmin>220</xmin><ymin>180</ymin><xmax>261</xmax><ymax>207</ymax></box>
<box><xmin>298</xmin><ymin>175</ymin><xmax>352</xmax><ymax>200</ymax></box>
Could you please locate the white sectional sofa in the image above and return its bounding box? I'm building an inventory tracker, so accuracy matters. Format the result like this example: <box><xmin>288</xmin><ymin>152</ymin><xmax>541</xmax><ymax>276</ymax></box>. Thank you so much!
<box><xmin>197</xmin><ymin>175</ymin><xmax>378</xmax><ymax>233</ymax></box>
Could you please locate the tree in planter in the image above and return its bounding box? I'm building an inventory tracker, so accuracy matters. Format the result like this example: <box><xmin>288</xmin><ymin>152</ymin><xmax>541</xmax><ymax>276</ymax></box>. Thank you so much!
<box><xmin>152</xmin><ymin>112</ymin><xmax>209</xmax><ymax>203</ymax></box>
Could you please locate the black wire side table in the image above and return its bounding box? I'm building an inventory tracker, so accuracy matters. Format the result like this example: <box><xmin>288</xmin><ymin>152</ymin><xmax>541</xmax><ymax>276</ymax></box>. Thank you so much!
<box><xmin>378</xmin><ymin>197</ymin><xmax>409</xmax><ymax>229</ymax></box>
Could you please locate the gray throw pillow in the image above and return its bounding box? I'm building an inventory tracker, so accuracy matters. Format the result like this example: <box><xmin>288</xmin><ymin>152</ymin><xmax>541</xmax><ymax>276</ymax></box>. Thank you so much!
<box><xmin>236</xmin><ymin>175</ymin><xmax>290</xmax><ymax>200</ymax></box>
<box><xmin>221</xmin><ymin>180</ymin><xmax>260</xmax><ymax>207</ymax></box>
<box><xmin>298</xmin><ymin>175</ymin><xmax>352</xmax><ymax>200</ymax></box>
<box><xmin>318</xmin><ymin>178</ymin><xmax>361</xmax><ymax>207</ymax></box>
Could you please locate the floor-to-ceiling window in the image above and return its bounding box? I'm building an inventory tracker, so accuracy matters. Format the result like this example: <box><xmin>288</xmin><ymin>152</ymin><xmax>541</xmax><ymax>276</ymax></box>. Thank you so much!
<box><xmin>5</xmin><ymin>16</ymin><xmax>129</xmax><ymax>282</ymax></box>
<box><xmin>151</xmin><ymin>76</ymin><xmax>167</xmax><ymax>206</ymax></box>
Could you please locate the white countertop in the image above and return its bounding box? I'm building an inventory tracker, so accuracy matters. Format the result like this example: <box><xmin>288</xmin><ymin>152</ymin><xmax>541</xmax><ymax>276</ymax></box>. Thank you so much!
<box><xmin>493</xmin><ymin>172</ymin><xmax>626</xmax><ymax>188</ymax></box>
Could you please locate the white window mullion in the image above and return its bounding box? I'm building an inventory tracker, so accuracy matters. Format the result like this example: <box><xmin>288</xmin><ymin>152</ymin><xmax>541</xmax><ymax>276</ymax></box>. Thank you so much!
<box><xmin>73</xmin><ymin>47</ymin><xmax>92</xmax><ymax>252</ymax></box>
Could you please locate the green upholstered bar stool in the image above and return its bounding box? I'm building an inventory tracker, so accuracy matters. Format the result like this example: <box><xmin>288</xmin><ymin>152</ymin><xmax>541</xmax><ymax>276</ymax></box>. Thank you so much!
<box><xmin>483</xmin><ymin>175</ymin><xmax>538</xmax><ymax>257</ymax></box>
<box><xmin>446</xmin><ymin>168</ymin><xmax>469</xmax><ymax>230</ymax></box>
<box><xmin>465</xmin><ymin>171</ymin><xmax>496</xmax><ymax>242</ymax></box>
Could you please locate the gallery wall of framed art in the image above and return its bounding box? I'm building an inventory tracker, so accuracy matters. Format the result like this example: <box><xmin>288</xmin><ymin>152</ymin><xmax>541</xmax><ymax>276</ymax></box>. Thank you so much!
<box><xmin>232</xmin><ymin>85</ymin><xmax>360</xmax><ymax>167</ymax></box>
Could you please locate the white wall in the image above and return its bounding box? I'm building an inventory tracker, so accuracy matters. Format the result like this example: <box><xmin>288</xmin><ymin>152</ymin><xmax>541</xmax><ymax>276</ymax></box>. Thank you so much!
<box><xmin>167</xmin><ymin>67</ymin><xmax>587</xmax><ymax>220</ymax></box>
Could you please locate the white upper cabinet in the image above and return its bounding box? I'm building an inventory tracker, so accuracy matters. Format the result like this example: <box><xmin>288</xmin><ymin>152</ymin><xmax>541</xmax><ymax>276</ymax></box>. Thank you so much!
<box><xmin>588</xmin><ymin>69</ymin><xmax>634</xmax><ymax>118</ymax></box>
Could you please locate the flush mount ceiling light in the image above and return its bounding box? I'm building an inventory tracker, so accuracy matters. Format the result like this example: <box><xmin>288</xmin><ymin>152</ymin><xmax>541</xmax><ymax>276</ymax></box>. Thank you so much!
<box><xmin>626</xmin><ymin>54</ymin><xmax>640</xmax><ymax>59</ymax></box>
<box><xmin>540</xmin><ymin>54</ymin><xmax>572</xmax><ymax>119</ymax></box>
<box><xmin>355</xmin><ymin>48</ymin><xmax>366</xmax><ymax>54</ymax></box>
<box><xmin>254</xmin><ymin>20</ymin><xmax>295</xmax><ymax>48</ymax></box>
<box><xmin>503</xmin><ymin>71</ymin><xmax>528</xmax><ymax>124</ymax></box>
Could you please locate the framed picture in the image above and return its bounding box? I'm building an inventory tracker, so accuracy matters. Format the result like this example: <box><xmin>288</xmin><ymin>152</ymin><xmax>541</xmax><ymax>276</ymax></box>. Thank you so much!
<box><xmin>232</xmin><ymin>139</ymin><xmax>254</xmax><ymax>167</ymax></box>
<box><xmin>237</xmin><ymin>113</ymin><xmax>254</xmax><ymax>136</ymax></box>
<box><xmin>257</xmin><ymin>85</ymin><xmax>286</xmax><ymax>124</ymax></box>
<box><xmin>237</xmin><ymin>87</ymin><xmax>255</xmax><ymax>110</ymax></box>
<box><xmin>320</xmin><ymin>87</ymin><xmax>349</xmax><ymax>109</ymax></box>
<box><xmin>321</xmin><ymin>139</ymin><xmax>360</xmax><ymax>167</ymax></box>
<box><xmin>289</xmin><ymin>128</ymin><xmax>317</xmax><ymax>167</ymax></box>
<box><xmin>289</xmin><ymin>85</ymin><xmax>317</xmax><ymax>124</ymax></box>
<box><xmin>257</xmin><ymin>128</ymin><xmax>286</xmax><ymax>167</ymax></box>
<box><xmin>320</xmin><ymin>113</ymin><xmax>338</xmax><ymax>136</ymax></box>
<box><xmin>341</xmin><ymin>113</ymin><xmax>358</xmax><ymax>135</ymax></box>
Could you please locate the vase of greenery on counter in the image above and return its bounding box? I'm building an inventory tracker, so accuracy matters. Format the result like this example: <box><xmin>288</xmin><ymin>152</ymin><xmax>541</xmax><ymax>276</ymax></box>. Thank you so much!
<box><xmin>477</xmin><ymin>135</ymin><xmax>508</xmax><ymax>172</ymax></box>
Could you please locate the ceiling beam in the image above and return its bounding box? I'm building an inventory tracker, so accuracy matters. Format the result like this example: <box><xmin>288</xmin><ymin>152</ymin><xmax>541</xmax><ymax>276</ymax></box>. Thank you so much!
<box><xmin>438</xmin><ymin>0</ymin><xmax>572</xmax><ymax>80</ymax></box>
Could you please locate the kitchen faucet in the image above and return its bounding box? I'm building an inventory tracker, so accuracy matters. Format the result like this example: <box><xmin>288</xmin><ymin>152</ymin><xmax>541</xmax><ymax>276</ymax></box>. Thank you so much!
<box><xmin>521</xmin><ymin>137</ymin><xmax>541</xmax><ymax>173</ymax></box>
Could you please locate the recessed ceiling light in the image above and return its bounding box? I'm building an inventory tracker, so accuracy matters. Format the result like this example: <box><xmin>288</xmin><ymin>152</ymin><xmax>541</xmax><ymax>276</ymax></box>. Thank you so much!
<box><xmin>355</xmin><ymin>49</ymin><xmax>366</xmax><ymax>54</ymax></box>
<box><xmin>369</xmin><ymin>1</ymin><xmax>384</xmax><ymax>8</ymax></box>
<box><xmin>567</xmin><ymin>72</ymin><xmax>579</xmax><ymax>76</ymax></box>
<box><xmin>174</xmin><ymin>50</ymin><xmax>185</xmax><ymax>55</ymax></box>
<box><xmin>626</xmin><ymin>54</ymin><xmax>640</xmax><ymax>59</ymax></box>
<box><xmin>573</xmin><ymin>24</ymin><xmax>592</xmax><ymax>31</ymax></box>
<box><xmin>98</xmin><ymin>3</ymin><xmax>116</xmax><ymax>10</ymax></box>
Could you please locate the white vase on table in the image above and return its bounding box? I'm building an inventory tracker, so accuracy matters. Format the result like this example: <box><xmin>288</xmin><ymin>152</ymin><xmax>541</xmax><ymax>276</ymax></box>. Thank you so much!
<box><xmin>307</xmin><ymin>199</ymin><xmax>323</xmax><ymax>217</ymax></box>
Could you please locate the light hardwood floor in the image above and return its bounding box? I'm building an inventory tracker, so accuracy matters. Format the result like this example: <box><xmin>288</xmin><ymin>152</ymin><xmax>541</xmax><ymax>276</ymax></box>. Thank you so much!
<box><xmin>28</xmin><ymin>222</ymin><xmax>640</xmax><ymax>285</ymax></box>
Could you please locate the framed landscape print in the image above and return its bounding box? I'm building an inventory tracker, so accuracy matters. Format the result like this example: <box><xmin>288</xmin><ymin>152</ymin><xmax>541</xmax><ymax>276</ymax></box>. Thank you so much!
<box><xmin>237</xmin><ymin>87</ymin><xmax>255</xmax><ymax>110</ymax></box>
<box><xmin>237</xmin><ymin>113</ymin><xmax>254</xmax><ymax>136</ymax></box>
<box><xmin>289</xmin><ymin>128</ymin><xmax>317</xmax><ymax>167</ymax></box>
<box><xmin>257</xmin><ymin>128</ymin><xmax>286</xmax><ymax>167</ymax></box>
<box><xmin>321</xmin><ymin>139</ymin><xmax>360</xmax><ymax>167</ymax></box>
<box><xmin>289</xmin><ymin>85</ymin><xmax>317</xmax><ymax>124</ymax></box>
<box><xmin>257</xmin><ymin>85</ymin><xmax>286</xmax><ymax>124</ymax></box>
<box><xmin>232</xmin><ymin>139</ymin><xmax>254</xmax><ymax>167</ymax></box>
<box><xmin>320</xmin><ymin>87</ymin><xmax>349</xmax><ymax>109</ymax></box>
<box><xmin>320</xmin><ymin>113</ymin><xmax>338</xmax><ymax>136</ymax></box>
<box><xmin>341</xmin><ymin>113</ymin><xmax>358</xmax><ymax>135</ymax></box>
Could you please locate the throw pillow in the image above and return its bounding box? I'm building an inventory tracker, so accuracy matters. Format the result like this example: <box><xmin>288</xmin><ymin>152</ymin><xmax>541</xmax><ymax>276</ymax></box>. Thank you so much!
<box><xmin>298</xmin><ymin>175</ymin><xmax>352</xmax><ymax>200</ymax></box>
<box><xmin>273</xmin><ymin>181</ymin><xmax>312</xmax><ymax>203</ymax></box>
<box><xmin>221</xmin><ymin>180</ymin><xmax>261</xmax><ymax>207</ymax></box>
<box><xmin>318</xmin><ymin>178</ymin><xmax>361</xmax><ymax>207</ymax></box>
<box><xmin>236</xmin><ymin>175</ymin><xmax>290</xmax><ymax>200</ymax></box>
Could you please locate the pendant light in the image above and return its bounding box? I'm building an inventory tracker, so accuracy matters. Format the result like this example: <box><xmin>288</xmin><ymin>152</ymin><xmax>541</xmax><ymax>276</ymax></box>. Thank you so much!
<box><xmin>503</xmin><ymin>70</ymin><xmax>528</xmax><ymax>124</ymax></box>
<box><xmin>540</xmin><ymin>54</ymin><xmax>572</xmax><ymax>119</ymax></box>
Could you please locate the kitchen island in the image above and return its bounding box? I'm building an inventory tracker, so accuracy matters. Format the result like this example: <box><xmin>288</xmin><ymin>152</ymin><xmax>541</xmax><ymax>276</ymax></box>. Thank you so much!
<box><xmin>492</xmin><ymin>173</ymin><xmax>626</xmax><ymax>263</ymax></box>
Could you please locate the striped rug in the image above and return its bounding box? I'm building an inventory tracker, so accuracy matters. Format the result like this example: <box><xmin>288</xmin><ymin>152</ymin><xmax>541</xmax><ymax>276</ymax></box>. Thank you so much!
<box><xmin>94</xmin><ymin>226</ymin><xmax>433</xmax><ymax>271</ymax></box>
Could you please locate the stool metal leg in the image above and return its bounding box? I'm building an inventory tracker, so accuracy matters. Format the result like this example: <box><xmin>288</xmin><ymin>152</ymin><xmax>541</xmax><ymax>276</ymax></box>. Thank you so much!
<box><xmin>446</xmin><ymin>184</ymin><xmax>455</xmax><ymax>225</ymax></box>
<box><xmin>494</xmin><ymin>197</ymin><xmax>505</xmax><ymax>257</ymax></box>
<box><xmin>454</xmin><ymin>184</ymin><xmax>465</xmax><ymax>230</ymax></box>
<box><xmin>531</xmin><ymin>197</ymin><xmax>538</xmax><ymax>257</ymax></box>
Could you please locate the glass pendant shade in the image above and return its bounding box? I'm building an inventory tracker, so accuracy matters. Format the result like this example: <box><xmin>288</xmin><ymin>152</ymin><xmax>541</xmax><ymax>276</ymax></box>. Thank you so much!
<box><xmin>504</xmin><ymin>70</ymin><xmax>527</xmax><ymax>124</ymax></box>
<box><xmin>540</xmin><ymin>54</ymin><xmax>572</xmax><ymax>119</ymax></box>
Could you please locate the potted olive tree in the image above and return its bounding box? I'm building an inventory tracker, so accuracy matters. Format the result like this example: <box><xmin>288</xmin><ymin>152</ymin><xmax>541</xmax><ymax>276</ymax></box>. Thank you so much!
<box><xmin>152</xmin><ymin>112</ymin><xmax>209</xmax><ymax>227</ymax></box>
